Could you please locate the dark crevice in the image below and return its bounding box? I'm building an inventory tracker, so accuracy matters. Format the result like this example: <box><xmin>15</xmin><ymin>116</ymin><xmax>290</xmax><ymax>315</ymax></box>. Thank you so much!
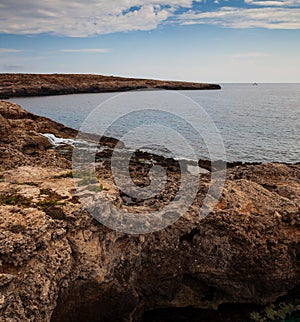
<box><xmin>179</xmin><ymin>228</ymin><xmax>200</xmax><ymax>245</ymax></box>
<box><xmin>50</xmin><ymin>280</ymin><xmax>138</xmax><ymax>322</ymax></box>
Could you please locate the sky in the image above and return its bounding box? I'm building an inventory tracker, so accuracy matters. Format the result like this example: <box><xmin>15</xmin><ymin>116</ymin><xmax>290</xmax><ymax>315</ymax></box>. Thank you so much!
<box><xmin>0</xmin><ymin>0</ymin><xmax>300</xmax><ymax>82</ymax></box>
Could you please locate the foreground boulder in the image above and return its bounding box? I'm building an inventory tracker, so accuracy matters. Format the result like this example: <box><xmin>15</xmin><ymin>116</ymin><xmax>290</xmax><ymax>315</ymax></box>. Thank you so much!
<box><xmin>0</xmin><ymin>101</ymin><xmax>299</xmax><ymax>321</ymax></box>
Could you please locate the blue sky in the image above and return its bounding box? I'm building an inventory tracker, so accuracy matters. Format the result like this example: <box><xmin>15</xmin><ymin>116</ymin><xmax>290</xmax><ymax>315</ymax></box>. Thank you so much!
<box><xmin>0</xmin><ymin>0</ymin><xmax>300</xmax><ymax>82</ymax></box>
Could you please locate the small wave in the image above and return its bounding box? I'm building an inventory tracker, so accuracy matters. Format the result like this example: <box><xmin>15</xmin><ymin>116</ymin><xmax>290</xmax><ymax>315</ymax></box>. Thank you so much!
<box><xmin>42</xmin><ymin>133</ymin><xmax>110</xmax><ymax>156</ymax></box>
<box><xmin>42</xmin><ymin>133</ymin><xmax>79</xmax><ymax>147</ymax></box>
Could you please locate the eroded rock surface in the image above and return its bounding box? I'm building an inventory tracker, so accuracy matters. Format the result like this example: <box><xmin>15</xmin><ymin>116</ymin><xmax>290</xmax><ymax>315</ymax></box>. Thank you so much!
<box><xmin>0</xmin><ymin>101</ymin><xmax>299</xmax><ymax>322</ymax></box>
<box><xmin>0</xmin><ymin>101</ymin><xmax>119</xmax><ymax>170</ymax></box>
<box><xmin>0</xmin><ymin>100</ymin><xmax>77</xmax><ymax>170</ymax></box>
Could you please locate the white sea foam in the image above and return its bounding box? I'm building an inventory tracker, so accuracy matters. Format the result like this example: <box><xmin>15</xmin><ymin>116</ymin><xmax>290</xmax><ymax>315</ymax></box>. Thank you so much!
<box><xmin>41</xmin><ymin>133</ymin><xmax>109</xmax><ymax>156</ymax></box>
<box><xmin>42</xmin><ymin>133</ymin><xmax>79</xmax><ymax>147</ymax></box>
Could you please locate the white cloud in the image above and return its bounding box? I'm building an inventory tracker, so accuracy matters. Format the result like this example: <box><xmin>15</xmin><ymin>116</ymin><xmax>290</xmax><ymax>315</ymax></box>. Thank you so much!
<box><xmin>0</xmin><ymin>48</ymin><xmax>24</xmax><ymax>53</ymax></box>
<box><xmin>245</xmin><ymin>0</ymin><xmax>300</xmax><ymax>6</ymax></box>
<box><xmin>177</xmin><ymin>7</ymin><xmax>300</xmax><ymax>29</ymax></box>
<box><xmin>0</xmin><ymin>0</ymin><xmax>193</xmax><ymax>37</ymax></box>
<box><xmin>0</xmin><ymin>0</ymin><xmax>299</xmax><ymax>36</ymax></box>
<box><xmin>60</xmin><ymin>48</ymin><xmax>111</xmax><ymax>53</ymax></box>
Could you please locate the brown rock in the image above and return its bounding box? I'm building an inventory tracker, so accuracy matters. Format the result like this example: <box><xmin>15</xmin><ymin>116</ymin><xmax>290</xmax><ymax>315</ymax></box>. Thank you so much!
<box><xmin>0</xmin><ymin>101</ymin><xmax>122</xmax><ymax>170</ymax></box>
<box><xmin>0</xmin><ymin>103</ymin><xmax>299</xmax><ymax>322</ymax></box>
<box><xmin>0</xmin><ymin>74</ymin><xmax>221</xmax><ymax>99</ymax></box>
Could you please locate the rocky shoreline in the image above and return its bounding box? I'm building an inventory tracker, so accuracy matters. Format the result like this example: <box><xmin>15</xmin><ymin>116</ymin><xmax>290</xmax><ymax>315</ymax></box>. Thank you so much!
<box><xmin>0</xmin><ymin>74</ymin><xmax>221</xmax><ymax>99</ymax></box>
<box><xmin>0</xmin><ymin>101</ymin><xmax>299</xmax><ymax>321</ymax></box>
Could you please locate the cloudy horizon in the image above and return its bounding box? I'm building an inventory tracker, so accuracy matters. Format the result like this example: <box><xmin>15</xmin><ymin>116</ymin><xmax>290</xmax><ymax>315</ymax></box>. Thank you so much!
<box><xmin>0</xmin><ymin>0</ymin><xmax>299</xmax><ymax>82</ymax></box>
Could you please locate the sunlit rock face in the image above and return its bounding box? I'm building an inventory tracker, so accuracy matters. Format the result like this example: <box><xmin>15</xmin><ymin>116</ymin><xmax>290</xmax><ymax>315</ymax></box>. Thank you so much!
<box><xmin>0</xmin><ymin>101</ymin><xmax>299</xmax><ymax>321</ymax></box>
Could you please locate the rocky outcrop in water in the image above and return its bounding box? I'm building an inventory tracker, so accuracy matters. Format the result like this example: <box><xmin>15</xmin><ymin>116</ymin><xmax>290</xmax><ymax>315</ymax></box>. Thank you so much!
<box><xmin>0</xmin><ymin>101</ymin><xmax>119</xmax><ymax>170</ymax></box>
<box><xmin>0</xmin><ymin>74</ymin><xmax>221</xmax><ymax>99</ymax></box>
<box><xmin>0</xmin><ymin>101</ymin><xmax>299</xmax><ymax>321</ymax></box>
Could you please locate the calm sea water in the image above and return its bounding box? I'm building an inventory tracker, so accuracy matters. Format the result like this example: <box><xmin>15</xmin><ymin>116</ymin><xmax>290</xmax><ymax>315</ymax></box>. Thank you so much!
<box><xmin>9</xmin><ymin>83</ymin><xmax>300</xmax><ymax>163</ymax></box>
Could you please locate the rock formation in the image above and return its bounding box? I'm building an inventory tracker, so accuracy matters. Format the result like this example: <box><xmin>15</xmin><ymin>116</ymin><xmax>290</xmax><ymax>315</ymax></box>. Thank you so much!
<box><xmin>0</xmin><ymin>74</ymin><xmax>221</xmax><ymax>99</ymax></box>
<box><xmin>0</xmin><ymin>101</ymin><xmax>119</xmax><ymax>171</ymax></box>
<box><xmin>0</xmin><ymin>101</ymin><xmax>299</xmax><ymax>321</ymax></box>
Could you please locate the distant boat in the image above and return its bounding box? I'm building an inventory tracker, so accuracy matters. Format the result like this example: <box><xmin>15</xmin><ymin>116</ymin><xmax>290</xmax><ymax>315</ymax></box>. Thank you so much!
<box><xmin>252</xmin><ymin>82</ymin><xmax>258</xmax><ymax>86</ymax></box>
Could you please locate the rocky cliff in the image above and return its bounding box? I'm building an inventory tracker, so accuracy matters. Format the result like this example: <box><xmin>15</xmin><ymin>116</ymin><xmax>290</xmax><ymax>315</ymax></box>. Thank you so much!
<box><xmin>0</xmin><ymin>74</ymin><xmax>221</xmax><ymax>99</ymax></box>
<box><xmin>0</xmin><ymin>101</ymin><xmax>299</xmax><ymax>322</ymax></box>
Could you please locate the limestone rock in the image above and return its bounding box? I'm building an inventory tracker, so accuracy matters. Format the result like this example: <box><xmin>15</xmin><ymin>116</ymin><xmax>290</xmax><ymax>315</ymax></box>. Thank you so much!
<box><xmin>0</xmin><ymin>102</ymin><xmax>299</xmax><ymax>322</ymax></box>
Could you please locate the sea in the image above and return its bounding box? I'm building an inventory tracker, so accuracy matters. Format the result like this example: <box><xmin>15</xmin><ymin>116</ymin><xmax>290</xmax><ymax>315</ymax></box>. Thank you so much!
<box><xmin>9</xmin><ymin>83</ymin><xmax>300</xmax><ymax>163</ymax></box>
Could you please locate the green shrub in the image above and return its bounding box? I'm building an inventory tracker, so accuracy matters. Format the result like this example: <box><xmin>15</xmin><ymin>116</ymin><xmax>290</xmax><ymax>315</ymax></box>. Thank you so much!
<box><xmin>0</xmin><ymin>194</ymin><xmax>32</xmax><ymax>208</ymax></box>
<box><xmin>53</xmin><ymin>171</ymin><xmax>73</xmax><ymax>179</ymax></box>
<box><xmin>250</xmin><ymin>302</ymin><xmax>300</xmax><ymax>322</ymax></box>
<box><xmin>85</xmin><ymin>185</ymin><xmax>103</xmax><ymax>193</ymax></box>
<box><xmin>36</xmin><ymin>199</ymin><xmax>65</xmax><ymax>210</ymax></box>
